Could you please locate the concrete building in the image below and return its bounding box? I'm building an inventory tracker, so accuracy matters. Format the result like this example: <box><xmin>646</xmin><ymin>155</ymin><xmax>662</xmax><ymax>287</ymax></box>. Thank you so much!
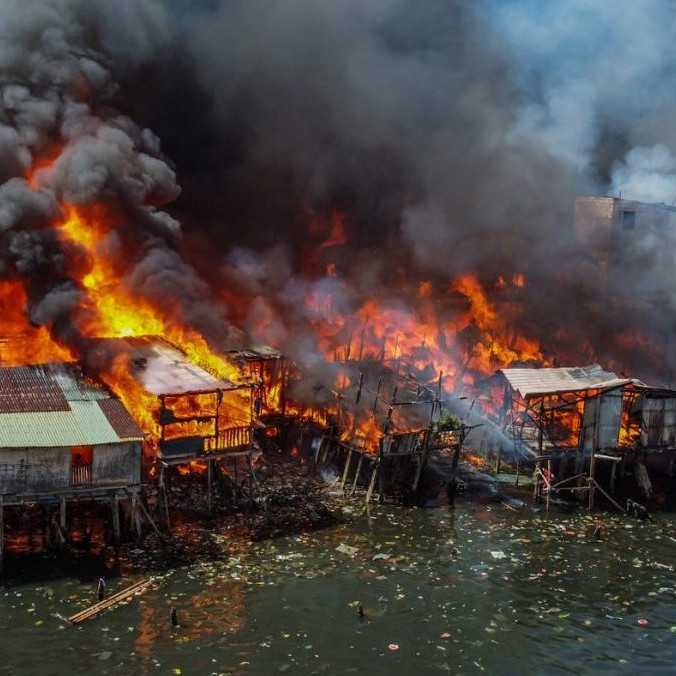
<box><xmin>575</xmin><ymin>196</ymin><xmax>676</xmax><ymax>297</ymax></box>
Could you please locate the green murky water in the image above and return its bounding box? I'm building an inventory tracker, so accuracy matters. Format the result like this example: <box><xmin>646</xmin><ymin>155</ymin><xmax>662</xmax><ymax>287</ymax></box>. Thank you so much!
<box><xmin>2</xmin><ymin>504</ymin><xmax>676</xmax><ymax>675</ymax></box>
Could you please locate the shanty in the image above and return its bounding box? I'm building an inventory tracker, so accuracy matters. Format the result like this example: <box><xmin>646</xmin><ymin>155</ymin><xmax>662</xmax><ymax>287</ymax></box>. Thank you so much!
<box><xmin>0</xmin><ymin>362</ymin><xmax>144</xmax><ymax>570</ymax></box>
<box><xmin>491</xmin><ymin>364</ymin><xmax>676</xmax><ymax>509</ymax></box>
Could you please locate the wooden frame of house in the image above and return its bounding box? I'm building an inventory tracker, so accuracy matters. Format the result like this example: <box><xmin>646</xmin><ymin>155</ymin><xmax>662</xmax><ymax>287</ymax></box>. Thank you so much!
<box><xmin>495</xmin><ymin>364</ymin><xmax>676</xmax><ymax>509</ymax></box>
<box><xmin>86</xmin><ymin>336</ymin><xmax>258</xmax><ymax>517</ymax></box>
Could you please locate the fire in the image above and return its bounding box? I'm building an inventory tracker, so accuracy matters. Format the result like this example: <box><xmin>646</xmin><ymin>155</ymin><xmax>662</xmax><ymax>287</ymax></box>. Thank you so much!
<box><xmin>52</xmin><ymin>205</ymin><xmax>245</xmax><ymax>441</ymax></box>
<box><xmin>100</xmin><ymin>353</ymin><xmax>160</xmax><ymax>451</ymax></box>
<box><xmin>0</xmin><ymin>281</ymin><xmax>74</xmax><ymax>366</ymax></box>
<box><xmin>57</xmin><ymin>206</ymin><xmax>241</xmax><ymax>378</ymax></box>
<box><xmin>303</xmin><ymin>270</ymin><xmax>546</xmax><ymax>395</ymax></box>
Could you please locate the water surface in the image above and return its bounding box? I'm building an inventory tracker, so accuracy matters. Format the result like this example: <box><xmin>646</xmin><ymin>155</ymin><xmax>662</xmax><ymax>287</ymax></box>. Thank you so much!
<box><xmin>2</xmin><ymin>503</ymin><xmax>676</xmax><ymax>675</ymax></box>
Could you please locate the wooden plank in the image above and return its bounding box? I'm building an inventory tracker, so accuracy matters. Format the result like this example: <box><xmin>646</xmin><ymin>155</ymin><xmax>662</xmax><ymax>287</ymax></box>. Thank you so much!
<box><xmin>69</xmin><ymin>578</ymin><xmax>155</xmax><ymax>624</ymax></box>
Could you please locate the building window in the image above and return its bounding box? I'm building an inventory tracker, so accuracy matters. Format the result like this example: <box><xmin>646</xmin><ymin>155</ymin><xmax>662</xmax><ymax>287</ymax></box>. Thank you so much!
<box><xmin>622</xmin><ymin>210</ymin><xmax>636</xmax><ymax>230</ymax></box>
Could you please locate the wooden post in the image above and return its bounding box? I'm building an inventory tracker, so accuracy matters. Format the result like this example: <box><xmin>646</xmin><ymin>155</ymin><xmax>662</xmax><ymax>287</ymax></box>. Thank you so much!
<box><xmin>355</xmin><ymin>373</ymin><xmax>364</xmax><ymax>405</ymax></box>
<box><xmin>59</xmin><ymin>496</ymin><xmax>67</xmax><ymax>545</ymax></box>
<box><xmin>341</xmin><ymin>449</ymin><xmax>353</xmax><ymax>490</ymax></box>
<box><xmin>545</xmin><ymin>458</ymin><xmax>551</xmax><ymax>513</ymax></box>
<box><xmin>609</xmin><ymin>460</ymin><xmax>617</xmax><ymax>495</ymax></box>
<box><xmin>131</xmin><ymin>493</ymin><xmax>142</xmax><ymax>540</ymax></box>
<box><xmin>372</xmin><ymin>377</ymin><xmax>383</xmax><ymax>415</ymax></box>
<box><xmin>111</xmin><ymin>495</ymin><xmax>121</xmax><ymax>544</ymax></box>
<box><xmin>494</xmin><ymin>447</ymin><xmax>502</xmax><ymax>475</ymax></box>
<box><xmin>589</xmin><ymin>394</ymin><xmax>602</xmax><ymax>511</ymax></box>
<box><xmin>365</xmin><ymin>460</ymin><xmax>379</xmax><ymax>504</ymax></box>
<box><xmin>314</xmin><ymin>437</ymin><xmax>324</xmax><ymax>466</ymax></box>
<box><xmin>160</xmin><ymin>466</ymin><xmax>171</xmax><ymax>530</ymax></box>
<box><xmin>350</xmin><ymin>453</ymin><xmax>364</xmax><ymax>495</ymax></box>
<box><xmin>534</xmin><ymin>400</ymin><xmax>545</xmax><ymax>502</ymax></box>
<box><xmin>447</xmin><ymin>428</ymin><xmax>465</xmax><ymax>507</ymax></box>
<box><xmin>515</xmin><ymin>457</ymin><xmax>520</xmax><ymax>487</ymax></box>
<box><xmin>207</xmin><ymin>459</ymin><xmax>213</xmax><ymax>513</ymax></box>
<box><xmin>414</xmin><ymin>374</ymin><xmax>441</xmax><ymax>496</ymax></box>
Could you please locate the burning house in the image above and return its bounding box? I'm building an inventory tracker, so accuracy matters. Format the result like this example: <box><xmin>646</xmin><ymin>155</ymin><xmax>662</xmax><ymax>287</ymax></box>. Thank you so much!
<box><xmin>0</xmin><ymin>362</ymin><xmax>144</xmax><ymax>569</ymax></box>
<box><xmin>496</xmin><ymin>364</ymin><xmax>676</xmax><ymax>508</ymax></box>
<box><xmin>85</xmin><ymin>336</ymin><xmax>258</xmax><ymax>515</ymax></box>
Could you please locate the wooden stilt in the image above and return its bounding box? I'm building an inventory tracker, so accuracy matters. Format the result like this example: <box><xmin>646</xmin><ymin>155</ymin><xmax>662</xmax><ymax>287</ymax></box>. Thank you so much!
<box><xmin>136</xmin><ymin>497</ymin><xmax>162</xmax><ymax>538</ymax></box>
<box><xmin>533</xmin><ymin>462</ymin><xmax>541</xmax><ymax>502</ymax></box>
<box><xmin>160</xmin><ymin>466</ymin><xmax>171</xmax><ymax>530</ymax></box>
<box><xmin>365</xmin><ymin>461</ymin><xmax>379</xmax><ymax>504</ymax></box>
<box><xmin>111</xmin><ymin>495</ymin><xmax>121</xmax><ymax>544</ymax></box>
<box><xmin>341</xmin><ymin>449</ymin><xmax>353</xmax><ymax>490</ymax></box>
<box><xmin>515</xmin><ymin>458</ymin><xmax>520</xmax><ymax>487</ymax></box>
<box><xmin>131</xmin><ymin>494</ymin><xmax>143</xmax><ymax>540</ymax></box>
<box><xmin>320</xmin><ymin>439</ymin><xmax>330</xmax><ymax>465</ymax></box>
<box><xmin>313</xmin><ymin>438</ymin><xmax>323</xmax><ymax>466</ymax></box>
<box><xmin>545</xmin><ymin>458</ymin><xmax>551</xmax><ymax>514</ymax></box>
<box><xmin>59</xmin><ymin>496</ymin><xmax>67</xmax><ymax>546</ymax></box>
<box><xmin>207</xmin><ymin>459</ymin><xmax>213</xmax><ymax>513</ymax></box>
<box><xmin>609</xmin><ymin>460</ymin><xmax>617</xmax><ymax>495</ymax></box>
<box><xmin>377</xmin><ymin>459</ymin><xmax>385</xmax><ymax>504</ymax></box>
<box><xmin>350</xmin><ymin>454</ymin><xmax>364</xmax><ymax>496</ymax></box>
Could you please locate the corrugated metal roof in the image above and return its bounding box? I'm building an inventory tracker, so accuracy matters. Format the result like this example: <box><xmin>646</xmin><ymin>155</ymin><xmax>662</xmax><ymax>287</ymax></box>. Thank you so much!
<box><xmin>499</xmin><ymin>364</ymin><xmax>645</xmax><ymax>398</ymax></box>
<box><xmin>0</xmin><ymin>362</ymin><xmax>143</xmax><ymax>448</ymax></box>
<box><xmin>0</xmin><ymin>365</ymin><xmax>69</xmax><ymax>413</ymax></box>
<box><xmin>97</xmin><ymin>399</ymin><xmax>143</xmax><ymax>440</ymax></box>
<box><xmin>87</xmin><ymin>336</ymin><xmax>239</xmax><ymax>395</ymax></box>
<box><xmin>0</xmin><ymin>402</ymin><xmax>126</xmax><ymax>447</ymax></box>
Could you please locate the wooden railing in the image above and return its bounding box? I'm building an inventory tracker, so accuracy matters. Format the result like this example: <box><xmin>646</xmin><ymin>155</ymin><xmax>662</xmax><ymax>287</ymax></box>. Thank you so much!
<box><xmin>204</xmin><ymin>425</ymin><xmax>252</xmax><ymax>452</ymax></box>
<box><xmin>71</xmin><ymin>464</ymin><xmax>92</xmax><ymax>487</ymax></box>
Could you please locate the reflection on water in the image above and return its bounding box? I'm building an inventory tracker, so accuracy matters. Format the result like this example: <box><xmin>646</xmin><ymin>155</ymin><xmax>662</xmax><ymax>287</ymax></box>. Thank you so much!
<box><xmin>2</xmin><ymin>503</ymin><xmax>676</xmax><ymax>675</ymax></box>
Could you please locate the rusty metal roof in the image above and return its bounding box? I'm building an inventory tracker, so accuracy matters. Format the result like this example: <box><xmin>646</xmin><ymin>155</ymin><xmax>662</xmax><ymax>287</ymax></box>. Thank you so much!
<box><xmin>97</xmin><ymin>398</ymin><xmax>143</xmax><ymax>440</ymax></box>
<box><xmin>0</xmin><ymin>365</ymin><xmax>69</xmax><ymax>413</ymax></box>
<box><xmin>0</xmin><ymin>362</ymin><xmax>143</xmax><ymax>447</ymax></box>
<box><xmin>499</xmin><ymin>364</ymin><xmax>646</xmax><ymax>398</ymax></box>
